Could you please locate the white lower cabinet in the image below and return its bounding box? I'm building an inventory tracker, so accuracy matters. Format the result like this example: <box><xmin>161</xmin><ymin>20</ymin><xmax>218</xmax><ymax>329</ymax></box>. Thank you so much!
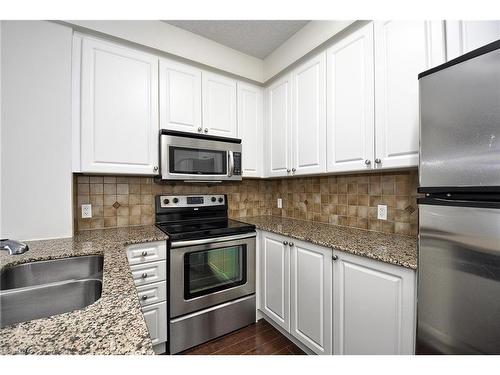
<box><xmin>126</xmin><ymin>241</ymin><xmax>167</xmax><ymax>352</ymax></box>
<box><xmin>257</xmin><ymin>230</ymin><xmax>416</xmax><ymax>355</ymax></box>
<box><xmin>332</xmin><ymin>250</ymin><xmax>416</xmax><ymax>354</ymax></box>
<box><xmin>290</xmin><ymin>239</ymin><xmax>332</xmax><ymax>355</ymax></box>
<box><xmin>259</xmin><ymin>231</ymin><xmax>331</xmax><ymax>355</ymax></box>
<box><xmin>142</xmin><ymin>301</ymin><xmax>167</xmax><ymax>346</ymax></box>
<box><xmin>260</xmin><ymin>231</ymin><xmax>290</xmax><ymax>331</ymax></box>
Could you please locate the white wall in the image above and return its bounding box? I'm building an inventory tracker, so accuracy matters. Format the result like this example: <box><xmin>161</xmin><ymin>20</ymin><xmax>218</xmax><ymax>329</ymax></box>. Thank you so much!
<box><xmin>1</xmin><ymin>21</ymin><xmax>73</xmax><ymax>240</ymax></box>
<box><xmin>65</xmin><ymin>20</ymin><xmax>265</xmax><ymax>83</ymax></box>
<box><xmin>263</xmin><ymin>20</ymin><xmax>354</xmax><ymax>81</ymax></box>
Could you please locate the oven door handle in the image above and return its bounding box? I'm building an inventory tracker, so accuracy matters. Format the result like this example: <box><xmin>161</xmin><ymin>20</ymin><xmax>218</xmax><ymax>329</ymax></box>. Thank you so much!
<box><xmin>170</xmin><ymin>232</ymin><xmax>256</xmax><ymax>248</ymax></box>
<box><xmin>228</xmin><ymin>150</ymin><xmax>234</xmax><ymax>177</ymax></box>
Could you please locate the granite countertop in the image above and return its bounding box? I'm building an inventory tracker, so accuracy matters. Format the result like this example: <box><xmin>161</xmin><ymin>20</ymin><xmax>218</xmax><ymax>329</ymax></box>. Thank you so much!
<box><xmin>239</xmin><ymin>216</ymin><xmax>417</xmax><ymax>270</ymax></box>
<box><xmin>0</xmin><ymin>226</ymin><xmax>168</xmax><ymax>355</ymax></box>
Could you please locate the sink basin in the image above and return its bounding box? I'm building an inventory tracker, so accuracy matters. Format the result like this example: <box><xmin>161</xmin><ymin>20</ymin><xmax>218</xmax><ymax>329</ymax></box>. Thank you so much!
<box><xmin>1</xmin><ymin>255</ymin><xmax>103</xmax><ymax>290</ymax></box>
<box><xmin>0</xmin><ymin>256</ymin><xmax>104</xmax><ymax>328</ymax></box>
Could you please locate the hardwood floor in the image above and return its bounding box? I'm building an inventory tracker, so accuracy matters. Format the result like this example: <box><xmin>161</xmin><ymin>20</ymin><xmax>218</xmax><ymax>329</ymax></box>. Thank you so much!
<box><xmin>180</xmin><ymin>319</ymin><xmax>306</xmax><ymax>355</ymax></box>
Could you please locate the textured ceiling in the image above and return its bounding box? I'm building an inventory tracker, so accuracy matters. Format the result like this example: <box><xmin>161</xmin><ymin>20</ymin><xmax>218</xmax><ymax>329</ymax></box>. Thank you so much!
<box><xmin>163</xmin><ymin>20</ymin><xmax>310</xmax><ymax>59</ymax></box>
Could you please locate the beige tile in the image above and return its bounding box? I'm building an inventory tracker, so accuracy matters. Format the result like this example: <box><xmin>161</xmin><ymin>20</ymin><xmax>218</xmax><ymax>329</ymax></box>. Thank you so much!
<box><xmin>77</xmin><ymin>175</ymin><xmax>89</xmax><ymax>183</ymax></box>
<box><xmin>117</xmin><ymin>216</ymin><xmax>130</xmax><ymax>227</ymax></box>
<box><xmin>90</xmin><ymin>194</ymin><xmax>104</xmax><ymax>206</ymax></box>
<box><xmin>103</xmin><ymin>184</ymin><xmax>116</xmax><ymax>195</ymax></box>
<box><xmin>90</xmin><ymin>183</ymin><xmax>104</xmax><ymax>194</ymax></box>
<box><xmin>104</xmin><ymin>217</ymin><xmax>117</xmax><ymax>228</ymax></box>
<box><xmin>117</xmin><ymin>194</ymin><xmax>129</xmax><ymax>205</ymax></box>
<box><xmin>89</xmin><ymin>176</ymin><xmax>103</xmax><ymax>184</ymax></box>
<box><xmin>129</xmin><ymin>194</ymin><xmax>141</xmax><ymax>205</ymax></box>
<box><xmin>77</xmin><ymin>184</ymin><xmax>90</xmax><ymax>194</ymax></box>
<box><xmin>90</xmin><ymin>218</ymin><xmax>104</xmax><ymax>229</ymax></box>
<box><xmin>129</xmin><ymin>184</ymin><xmax>141</xmax><ymax>194</ymax></box>
<box><xmin>117</xmin><ymin>206</ymin><xmax>129</xmax><ymax>217</ymax></box>
<box><xmin>130</xmin><ymin>205</ymin><xmax>141</xmax><ymax>216</ymax></box>
<box><xmin>104</xmin><ymin>195</ymin><xmax>117</xmax><ymax>206</ymax></box>
<box><xmin>130</xmin><ymin>216</ymin><xmax>141</xmax><ymax>225</ymax></box>
<box><xmin>117</xmin><ymin>183</ymin><xmax>129</xmax><ymax>195</ymax></box>
<box><xmin>103</xmin><ymin>206</ymin><xmax>117</xmax><ymax>217</ymax></box>
<box><xmin>103</xmin><ymin>176</ymin><xmax>116</xmax><ymax>184</ymax></box>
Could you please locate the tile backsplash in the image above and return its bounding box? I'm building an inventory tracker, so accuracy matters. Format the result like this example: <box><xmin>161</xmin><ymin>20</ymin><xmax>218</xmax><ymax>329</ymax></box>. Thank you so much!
<box><xmin>74</xmin><ymin>169</ymin><xmax>418</xmax><ymax>236</ymax></box>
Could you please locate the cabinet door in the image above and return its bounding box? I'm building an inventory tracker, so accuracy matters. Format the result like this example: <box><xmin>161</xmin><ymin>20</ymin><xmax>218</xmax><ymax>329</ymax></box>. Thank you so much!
<box><xmin>202</xmin><ymin>71</ymin><xmax>237</xmax><ymax>137</ymax></box>
<box><xmin>142</xmin><ymin>301</ymin><xmax>167</xmax><ymax>345</ymax></box>
<box><xmin>333</xmin><ymin>251</ymin><xmax>416</xmax><ymax>354</ymax></box>
<box><xmin>266</xmin><ymin>74</ymin><xmax>292</xmax><ymax>177</ymax></box>
<box><xmin>291</xmin><ymin>53</ymin><xmax>327</xmax><ymax>175</ymax></box>
<box><xmin>159</xmin><ymin>59</ymin><xmax>202</xmax><ymax>134</ymax></box>
<box><xmin>374</xmin><ymin>21</ymin><xmax>445</xmax><ymax>169</ymax></box>
<box><xmin>237</xmin><ymin>82</ymin><xmax>263</xmax><ymax>177</ymax></box>
<box><xmin>446</xmin><ymin>21</ymin><xmax>500</xmax><ymax>60</ymax></box>
<box><xmin>80</xmin><ymin>37</ymin><xmax>159</xmax><ymax>174</ymax></box>
<box><xmin>260</xmin><ymin>231</ymin><xmax>290</xmax><ymax>331</ymax></box>
<box><xmin>326</xmin><ymin>23</ymin><xmax>375</xmax><ymax>173</ymax></box>
<box><xmin>290</xmin><ymin>240</ymin><xmax>332</xmax><ymax>355</ymax></box>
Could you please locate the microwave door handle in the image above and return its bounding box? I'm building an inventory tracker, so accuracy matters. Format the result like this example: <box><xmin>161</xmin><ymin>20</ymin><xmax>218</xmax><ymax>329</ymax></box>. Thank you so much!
<box><xmin>228</xmin><ymin>150</ymin><xmax>234</xmax><ymax>177</ymax></box>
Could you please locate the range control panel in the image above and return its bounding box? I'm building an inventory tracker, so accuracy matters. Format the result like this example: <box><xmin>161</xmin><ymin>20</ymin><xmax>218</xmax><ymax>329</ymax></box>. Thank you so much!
<box><xmin>159</xmin><ymin>194</ymin><xmax>225</xmax><ymax>208</ymax></box>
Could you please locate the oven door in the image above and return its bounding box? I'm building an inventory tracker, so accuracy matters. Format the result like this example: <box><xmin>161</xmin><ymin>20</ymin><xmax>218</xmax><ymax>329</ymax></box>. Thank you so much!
<box><xmin>160</xmin><ymin>133</ymin><xmax>242</xmax><ymax>181</ymax></box>
<box><xmin>169</xmin><ymin>233</ymin><xmax>256</xmax><ymax>318</ymax></box>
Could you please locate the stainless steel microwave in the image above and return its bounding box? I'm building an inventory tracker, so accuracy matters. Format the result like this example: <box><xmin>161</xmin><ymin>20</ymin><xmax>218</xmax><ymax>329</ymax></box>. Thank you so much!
<box><xmin>159</xmin><ymin>130</ymin><xmax>242</xmax><ymax>182</ymax></box>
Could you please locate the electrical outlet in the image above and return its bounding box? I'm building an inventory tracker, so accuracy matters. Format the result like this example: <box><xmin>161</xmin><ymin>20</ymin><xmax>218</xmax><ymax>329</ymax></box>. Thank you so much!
<box><xmin>377</xmin><ymin>204</ymin><xmax>387</xmax><ymax>220</ymax></box>
<box><xmin>277</xmin><ymin>198</ymin><xmax>282</xmax><ymax>209</ymax></box>
<box><xmin>81</xmin><ymin>204</ymin><xmax>92</xmax><ymax>219</ymax></box>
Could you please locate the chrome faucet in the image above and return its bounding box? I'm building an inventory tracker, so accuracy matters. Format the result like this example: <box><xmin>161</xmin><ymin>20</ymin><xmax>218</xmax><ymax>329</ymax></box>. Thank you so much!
<box><xmin>0</xmin><ymin>239</ymin><xmax>29</xmax><ymax>255</ymax></box>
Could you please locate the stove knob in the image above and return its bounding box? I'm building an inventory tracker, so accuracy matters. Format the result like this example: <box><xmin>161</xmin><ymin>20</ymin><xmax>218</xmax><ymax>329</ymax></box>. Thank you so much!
<box><xmin>218</xmin><ymin>197</ymin><xmax>224</xmax><ymax>203</ymax></box>
<box><xmin>173</xmin><ymin>198</ymin><xmax>179</xmax><ymax>204</ymax></box>
<box><xmin>211</xmin><ymin>197</ymin><xmax>217</xmax><ymax>202</ymax></box>
<box><xmin>163</xmin><ymin>198</ymin><xmax>170</xmax><ymax>205</ymax></box>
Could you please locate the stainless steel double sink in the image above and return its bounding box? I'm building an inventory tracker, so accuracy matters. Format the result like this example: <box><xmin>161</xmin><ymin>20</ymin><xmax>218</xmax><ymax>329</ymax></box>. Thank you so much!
<box><xmin>0</xmin><ymin>255</ymin><xmax>103</xmax><ymax>328</ymax></box>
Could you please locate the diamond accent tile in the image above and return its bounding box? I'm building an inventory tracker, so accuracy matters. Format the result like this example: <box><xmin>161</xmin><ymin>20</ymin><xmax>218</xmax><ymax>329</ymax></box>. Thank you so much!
<box><xmin>112</xmin><ymin>202</ymin><xmax>120</xmax><ymax>209</ymax></box>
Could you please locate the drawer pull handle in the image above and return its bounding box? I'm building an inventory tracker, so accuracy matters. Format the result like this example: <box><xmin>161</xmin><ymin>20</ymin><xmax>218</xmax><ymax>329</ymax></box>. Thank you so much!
<box><xmin>141</xmin><ymin>273</ymin><xmax>148</xmax><ymax>279</ymax></box>
<box><xmin>141</xmin><ymin>295</ymin><xmax>148</xmax><ymax>300</ymax></box>
<box><xmin>141</xmin><ymin>251</ymin><xmax>148</xmax><ymax>257</ymax></box>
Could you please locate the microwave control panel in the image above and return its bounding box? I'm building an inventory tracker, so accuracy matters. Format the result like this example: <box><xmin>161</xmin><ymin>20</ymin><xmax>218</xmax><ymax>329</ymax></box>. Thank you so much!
<box><xmin>233</xmin><ymin>152</ymin><xmax>241</xmax><ymax>175</ymax></box>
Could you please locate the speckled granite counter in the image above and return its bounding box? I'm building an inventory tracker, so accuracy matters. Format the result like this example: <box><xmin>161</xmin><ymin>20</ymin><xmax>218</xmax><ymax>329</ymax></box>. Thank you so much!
<box><xmin>239</xmin><ymin>216</ymin><xmax>417</xmax><ymax>270</ymax></box>
<box><xmin>0</xmin><ymin>226</ymin><xmax>168</xmax><ymax>355</ymax></box>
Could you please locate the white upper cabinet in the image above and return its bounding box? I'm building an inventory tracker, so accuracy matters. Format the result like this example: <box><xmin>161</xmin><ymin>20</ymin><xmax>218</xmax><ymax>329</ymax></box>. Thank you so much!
<box><xmin>326</xmin><ymin>23</ymin><xmax>375</xmax><ymax>173</ymax></box>
<box><xmin>374</xmin><ymin>21</ymin><xmax>445</xmax><ymax>170</ymax></box>
<box><xmin>291</xmin><ymin>53</ymin><xmax>327</xmax><ymax>176</ymax></box>
<box><xmin>202</xmin><ymin>71</ymin><xmax>237</xmax><ymax>138</ymax></box>
<box><xmin>446</xmin><ymin>21</ymin><xmax>500</xmax><ymax>60</ymax></box>
<box><xmin>333</xmin><ymin>250</ymin><xmax>416</xmax><ymax>354</ymax></box>
<box><xmin>266</xmin><ymin>73</ymin><xmax>292</xmax><ymax>177</ymax></box>
<box><xmin>159</xmin><ymin>59</ymin><xmax>202</xmax><ymax>134</ymax></box>
<box><xmin>260</xmin><ymin>231</ymin><xmax>290</xmax><ymax>331</ymax></box>
<box><xmin>237</xmin><ymin>82</ymin><xmax>264</xmax><ymax>177</ymax></box>
<box><xmin>79</xmin><ymin>36</ymin><xmax>159</xmax><ymax>174</ymax></box>
<box><xmin>290</xmin><ymin>239</ymin><xmax>332</xmax><ymax>355</ymax></box>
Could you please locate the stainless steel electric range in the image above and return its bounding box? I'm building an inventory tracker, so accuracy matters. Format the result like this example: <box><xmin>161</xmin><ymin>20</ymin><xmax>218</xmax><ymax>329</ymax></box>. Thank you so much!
<box><xmin>155</xmin><ymin>194</ymin><xmax>256</xmax><ymax>354</ymax></box>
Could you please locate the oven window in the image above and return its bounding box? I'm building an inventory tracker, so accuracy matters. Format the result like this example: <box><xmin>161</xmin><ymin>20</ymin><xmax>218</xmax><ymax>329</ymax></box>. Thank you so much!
<box><xmin>184</xmin><ymin>245</ymin><xmax>246</xmax><ymax>299</ymax></box>
<box><xmin>169</xmin><ymin>146</ymin><xmax>227</xmax><ymax>175</ymax></box>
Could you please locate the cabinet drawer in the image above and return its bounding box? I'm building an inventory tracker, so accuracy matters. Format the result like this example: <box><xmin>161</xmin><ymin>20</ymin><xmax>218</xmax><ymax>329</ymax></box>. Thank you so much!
<box><xmin>130</xmin><ymin>260</ymin><xmax>166</xmax><ymax>286</ymax></box>
<box><xmin>142</xmin><ymin>301</ymin><xmax>167</xmax><ymax>345</ymax></box>
<box><xmin>126</xmin><ymin>241</ymin><xmax>166</xmax><ymax>265</ymax></box>
<box><xmin>136</xmin><ymin>281</ymin><xmax>167</xmax><ymax>307</ymax></box>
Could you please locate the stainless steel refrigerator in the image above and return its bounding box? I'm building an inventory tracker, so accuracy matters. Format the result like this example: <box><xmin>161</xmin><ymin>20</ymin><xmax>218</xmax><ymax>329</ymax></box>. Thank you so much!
<box><xmin>417</xmin><ymin>40</ymin><xmax>500</xmax><ymax>354</ymax></box>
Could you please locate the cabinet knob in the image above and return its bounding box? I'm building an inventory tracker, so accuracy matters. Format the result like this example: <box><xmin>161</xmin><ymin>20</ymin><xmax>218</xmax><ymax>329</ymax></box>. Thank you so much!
<box><xmin>153</xmin><ymin>166</ymin><xmax>158</xmax><ymax>172</ymax></box>
<box><xmin>292</xmin><ymin>168</ymin><xmax>296</xmax><ymax>172</ymax></box>
<box><xmin>283</xmin><ymin>241</ymin><xmax>288</xmax><ymax>245</ymax></box>
<box><xmin>141</xmin><ymin>251</ymin><xmax>148</xmax><ymax>257</ymax></box>
<box><xmin>332</xmin><ymin>254</ymin><xmax>338</xmax><ymax>261</ymax></box>
<box><xmin>197</xmin><ymin>127</ymin><xmax>203</xmax><ymax>132</ymax></box>
<box><xmin>289</xmin><ymin>242</ymin><xmax>294</xmax><ymax>247</ymax></box>
<box><xmin>286</xmin><ymin>169</ymin><xmax>291</xmax><ymax>173</ymax></box>
<box><xmin>364</xmin><ymin>159</ymin><xmax>371</xmax><ymax>165</ymax></box>
<box><xmin>204</xmin><ymin>128</ymin><xmax>209</xmax><ymax>133</ymax></box>
<box><xmin>375</xmin><ymin>158</ymin><xmax>382</xmax><ymax>164</ymax></box>
<box><xmin>141</xmin><ymin>295</ymin><xmax>148</xmax><ymax>300</ymax></box>
<box><xmin>141</xmin><ymin>273</ymin><xmax>148</xmax><ymax>279</ymax></box>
